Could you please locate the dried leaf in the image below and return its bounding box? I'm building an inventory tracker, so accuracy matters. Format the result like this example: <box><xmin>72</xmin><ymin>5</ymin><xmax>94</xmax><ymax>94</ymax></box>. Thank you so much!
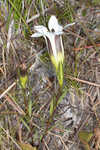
<box><xmin>78</xmin><ymin>131</ymin><xmax>93</xmax><ymax>150</ymax></box>
<box><xmin>79</xmin><ymin>131</ymin><xmax>93</xmax><ymax>142</ymax></box>
<box><xmin>18</xmin><ymin>142</ymin><xmax>37</xmax><ymax>150</ymax></box>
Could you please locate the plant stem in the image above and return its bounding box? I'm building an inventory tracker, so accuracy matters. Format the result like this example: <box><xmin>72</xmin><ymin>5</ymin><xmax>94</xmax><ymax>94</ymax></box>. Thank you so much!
<box><xmin>41</xmin><ymin>87</ymin><xmax>62</xmax><ymax>142</ymax></box>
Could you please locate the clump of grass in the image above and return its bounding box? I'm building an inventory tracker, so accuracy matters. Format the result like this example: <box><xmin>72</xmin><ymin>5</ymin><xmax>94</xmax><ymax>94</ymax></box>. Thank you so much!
<box><xmin>62</xmin><ymin>0</ymin><xmax>74</xmax><ymax>23</ymax></box>
<box><xmin>6</xmin><ymin>0</ymin><xmax>32</xmax><ymax>35</ymax></box>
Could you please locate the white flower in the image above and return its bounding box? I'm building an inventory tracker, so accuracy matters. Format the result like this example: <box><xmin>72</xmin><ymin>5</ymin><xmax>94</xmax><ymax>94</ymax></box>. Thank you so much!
<box><xmin>31</xmin><ymin>15</ymin><xmax>75</xmax><ymax>87</ymax></box>
<box><xmin>31</xmin><ymin>15</ymin><xmax>64</xmax><ymax>66</ymax></box>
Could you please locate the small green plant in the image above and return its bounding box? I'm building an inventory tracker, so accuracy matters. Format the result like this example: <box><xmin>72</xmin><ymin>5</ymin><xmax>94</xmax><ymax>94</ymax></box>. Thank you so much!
<box><xmin>31</xmin><ymin>15</ymin><xmax>64</xmax><ymax>88</ymax></box>
<box><xmin>31</xmin><ymin>16</ymin><xmax>76</xmax><ymax>140</ymax></box>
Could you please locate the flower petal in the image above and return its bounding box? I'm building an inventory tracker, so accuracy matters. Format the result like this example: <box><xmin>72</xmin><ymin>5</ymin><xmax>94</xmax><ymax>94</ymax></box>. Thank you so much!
<box><xmin>34</xmin><ymin>25</ymin><xmax>48</xmax><ymax>34</ymax></box>
<box><xmin>48</xmin><ymin>34</ymin><xmax>58</xmax><ymax>63</ymax></box>
<box><xmin>31</xmin><ymin>32</ymin><xmax>43</xmax><ymax>38</ymax></box>
<box><xmin>48</xmin><ymin>16</ymin><xmax>63</xmax><ymax>33</ymax></box>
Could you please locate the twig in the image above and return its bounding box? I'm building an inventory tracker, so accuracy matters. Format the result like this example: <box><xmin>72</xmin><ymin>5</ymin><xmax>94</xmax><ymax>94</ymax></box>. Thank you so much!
<box><xmin>74</xmin><ymin>43</ymin><xmax>100</xmax><ymax>51</ymax></box>
<box><xmin>48</xmin><ymin>131</ymin><xmax>69</xmax><ymax>150</ymax></box>
<box><xmin>4</xmin><ymin>95</ymin><xmax>25</xmax><ymax>115</ymax></box>
<box><xmin>0</xmin><ymin>82</ymin><xmax>16</xmax><ymax>99</ymax></box>
<box><xmin>67</xmin><ymin>75</ymin><xmax>100</xmax><ymax>87</ymax></box>
<box><xmin>43</xmin><ymin>139</ymin><xmax>50</xmax><ymax>150</ymax></box>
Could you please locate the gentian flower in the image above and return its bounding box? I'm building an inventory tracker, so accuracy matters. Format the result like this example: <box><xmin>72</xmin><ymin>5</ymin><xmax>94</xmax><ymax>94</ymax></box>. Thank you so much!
<box><xmin>31</xmin><ymin>15</ymin><xmax>75</xmax><ymax>87</ymax></box>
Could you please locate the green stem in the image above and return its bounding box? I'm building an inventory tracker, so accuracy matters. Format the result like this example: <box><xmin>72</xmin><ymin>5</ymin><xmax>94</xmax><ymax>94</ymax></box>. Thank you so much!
<box><xmin>22</xmin><ymin>88</ymin><xmax>28</xmax><ymax>113</ymax></box>
<box><xmin>41</xmin><ymin>87</ymin><xmax>62</xmax><ymax>142</ymax></box>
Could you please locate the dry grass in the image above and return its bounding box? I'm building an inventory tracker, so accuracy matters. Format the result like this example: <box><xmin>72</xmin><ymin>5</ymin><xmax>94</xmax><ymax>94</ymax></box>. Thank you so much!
<box><xmin>0</xmin><ymin>0</ymin><xmax>100</xmax><ymax>150</ymax></box>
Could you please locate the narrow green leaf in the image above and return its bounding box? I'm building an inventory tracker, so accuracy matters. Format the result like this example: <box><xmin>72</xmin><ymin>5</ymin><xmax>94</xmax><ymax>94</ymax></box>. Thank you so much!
<box><xmin>57</xmin><ymin>62</ymin><xmax>64</xmax><ymax>88</ymax></box>
<box><xmin>57</xmin><ymin>87</ymin><xmax>68</xmax><ymax>105</ymax></box>
<box><xmin>49</xmin><ymin>98</ymin><xmax>54</xmax><ymax>116</ymax></box>
<box><xmin>20</xmin><ymin>118</ymin><xmax>30</xmax><ymax>132</ymax></box>
<box><xmin>28</xmin><ymin>100</ymin><xmax>32</xmax><ymax>117</ymax></box>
